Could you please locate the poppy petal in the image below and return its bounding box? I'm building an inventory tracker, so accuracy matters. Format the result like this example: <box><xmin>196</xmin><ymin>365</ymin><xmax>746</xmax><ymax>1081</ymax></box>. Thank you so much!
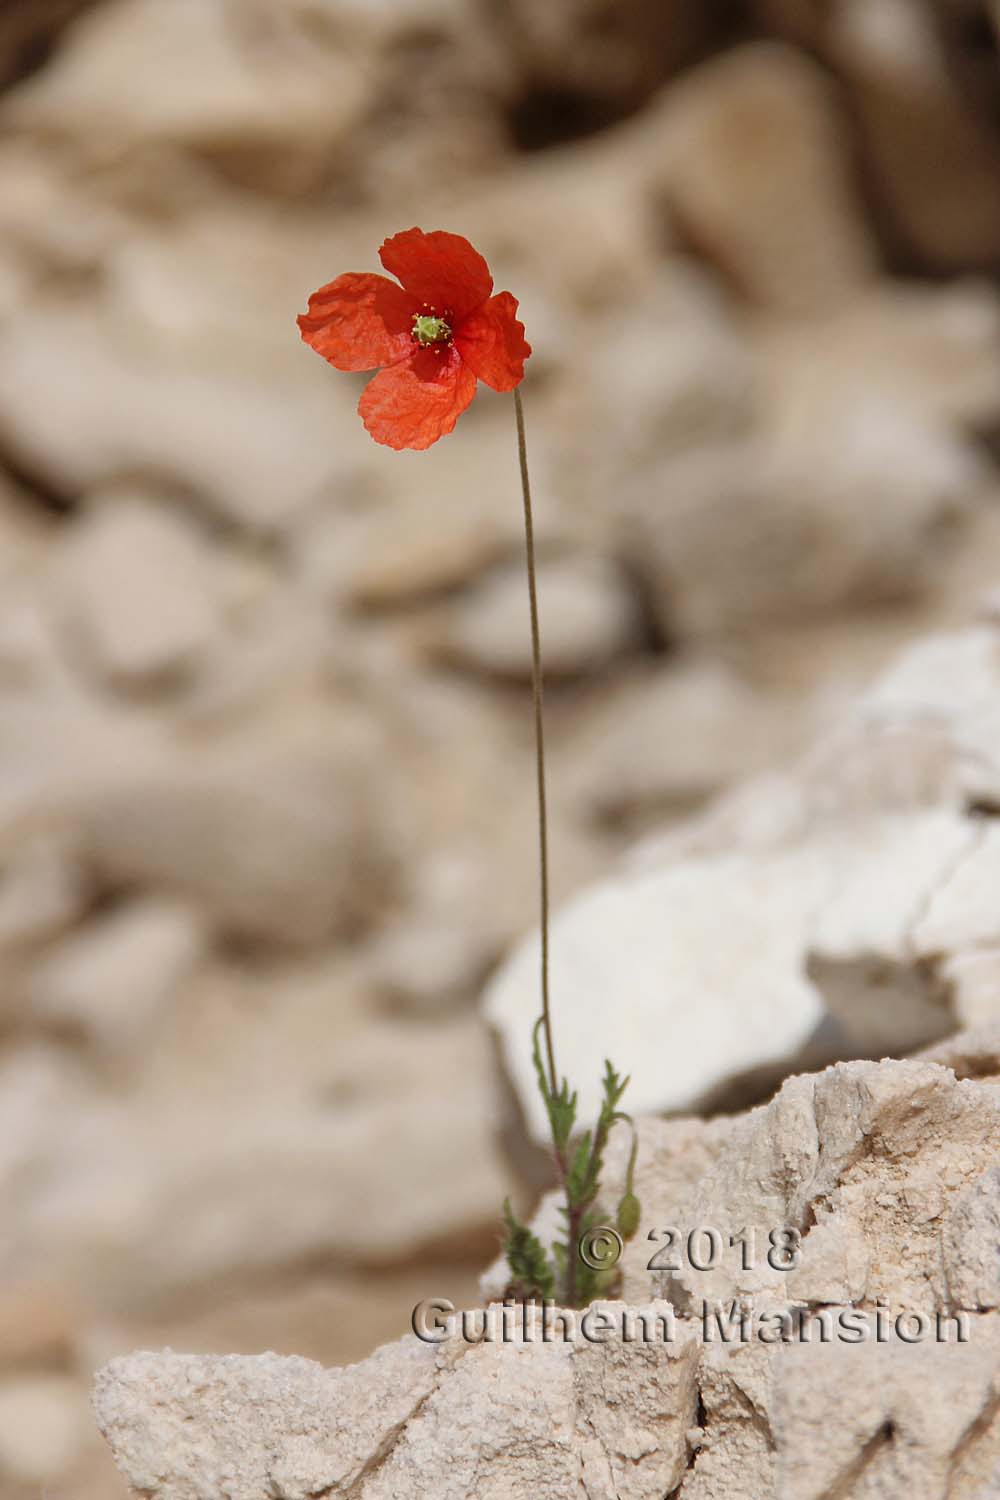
<box><xmin>297</xmin><ymin>272</ymin><xmax>417</xmax><ymax>371</ymax></box>
<box><xmin>455</xmin><ymin>292</ymin><xmax>531</xmax><ymax>393</ymax></box>
<box><xmin>358</xmin><ymin>344</ymin><xmax>478</xmax><ymax>450</ymax></box>
<box><xmin>379</xmin><ymin>229</ymin><xmax>493</xmax><ymax>324</ymax></box>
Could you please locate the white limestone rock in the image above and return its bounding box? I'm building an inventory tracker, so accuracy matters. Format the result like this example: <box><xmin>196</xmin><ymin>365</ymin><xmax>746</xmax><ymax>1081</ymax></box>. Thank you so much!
<box><xmin>95</xmin><ymin>1317</ymin><xmax>700</xmax><ymax>1500</ymax></box>
<box><xmin>94</xmin><ymin>1053</ymin><xmax>1000</xmax><ymax>1500</ymax></box>
<box><xmin>483</xmin><ymin>839</ymin><xmax>839</xmax><ymax>1144</ymax></box>
<box><xmin>487</xmin><ymin>621</ymin><xmax>1000</xmax><ymax>1142</ymax></box>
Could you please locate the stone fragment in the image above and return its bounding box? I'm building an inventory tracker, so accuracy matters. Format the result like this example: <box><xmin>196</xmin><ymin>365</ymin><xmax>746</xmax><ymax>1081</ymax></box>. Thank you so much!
<box><xmin>564</xmin><ymin>662</ymin><xmax>812</xmax><ymax>827</ymax></box>
<box><xmin>941</xmin><ymin>1166</ymin><xmax>1000</xmax><ymax>1310</ymax></box>
<box><xmin>0</xmin><ymin>304</ymin><xmax>353</xmax><ymax>533</ymax></box>
<box><xmin>438</xmin><ymin>554</ymin><xmax>642</xmax><ymax>679</ymax></box>
<box><xmin>53</xmin><ymin>492</ymin><xmax>222</xmax><ymax>687</ymax></box>
<box><xmin>0</xmin><ymin>999</ymin><xmax>513</xmax><ymax>1308</ymax></box>
<box><xmin>828</xmin><ymin>0</ymin><xmax>1000</xmax><ymax>272</ymax></box>
<box><xmin>94</xmin><ymin>1313</ymin><xmax>700</xmax><ymax>1500</ymax></box>
<box><xmin>623</xmin><ymin>418</ymin><xmax>979</xmax><ymax>638</ymax></box>
<box><xmin>655</xmin><ymin>43</ymin><xmax>877</xmax><ymax>312</ymax></box>
<box><xmin>484</xmin><ymin>839</ymin><xmax>838</xmax><ymax>1144</ymax></box>
<box><xmin>93</xmin><ymin>1345</ymin><xmax>441</xmax><ymax>1500</ymax></box>
<box><xmin>94</xmin><ymin>1053</ymin><xmax>1000</xmax><ymax>1500</ymax></box>
<box><xmin>807</xmin><ymin>809</ymin><xmax>979</xmax><ymax>1052</ymax></box>
<box><xmin>24</xmin><ymin>898</ymin><xmax>205</xmax><ymax>1061</ymax></box>
<box><xmin>3</xmin><ymin>0</ymin><xmax>370</xmax><ymax>192</ymax></box>
<box><xmin>71</xmin><ymin>730</ymin><xmax>397</xmax><ymax>946</ymax></box>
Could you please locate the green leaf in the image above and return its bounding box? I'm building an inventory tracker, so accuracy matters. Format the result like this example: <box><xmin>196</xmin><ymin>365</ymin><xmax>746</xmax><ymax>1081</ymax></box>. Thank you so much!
<box><xmin>502</xmin><ymin>1199</ymin><xmax>555</xmax><ymax>1301</ymax></box>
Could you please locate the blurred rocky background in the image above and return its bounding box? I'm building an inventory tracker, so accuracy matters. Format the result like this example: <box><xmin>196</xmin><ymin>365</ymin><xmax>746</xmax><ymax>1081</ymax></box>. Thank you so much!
<box><xmin>3</xmin><ymin>0</ymin><xmax>1000</xmax><ymax>1494</ymax></box>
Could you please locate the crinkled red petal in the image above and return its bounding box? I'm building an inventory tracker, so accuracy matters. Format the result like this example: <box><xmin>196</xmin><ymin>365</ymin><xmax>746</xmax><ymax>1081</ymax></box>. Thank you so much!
<box><xmin>297</xmin><ymin>272</ymin><xmax>418</xmax><ymax>371</ymax></box>
<box><xmin>455</xmin><ymin>292</ymin><xmax>531</xmax><ymax>393</ymax></box>
<box><xmin>379</xmin><ymin>229</ymin><xmax>493</xmax><ymax>324</ymax></box>
<box><xmin>358</xmin><ymin>344</ymin><xmax>478</xmax><ymax>450</ymax></box>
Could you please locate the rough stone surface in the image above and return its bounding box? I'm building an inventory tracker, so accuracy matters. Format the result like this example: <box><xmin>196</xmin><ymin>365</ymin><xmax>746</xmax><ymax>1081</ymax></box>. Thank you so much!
<box><xmin>8</xmin><ymin>4</ymin><xmax>1000</xmax><ymax>1494</ymax></box>
<box><xmin>94</xmin><ymin>1321</ymin><xmax>700</xmax><ymax>1500</ymax></box>
<box><xmin>95</xmin><ymin>1051</ymin><xmax>1000</xmax><ymax>1500</ymax></box>
<box><xmin>489</xmin><ymin>621</ymin><xmax>1000</xmax><ymax>1142</ymax></box>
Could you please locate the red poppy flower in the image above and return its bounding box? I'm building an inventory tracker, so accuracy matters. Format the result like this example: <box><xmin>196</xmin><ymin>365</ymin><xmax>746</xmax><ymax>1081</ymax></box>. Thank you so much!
<box><xmin>297</xmin><ymin>228</ymin><xmax>531</xmax><ymax>451</ymax></box>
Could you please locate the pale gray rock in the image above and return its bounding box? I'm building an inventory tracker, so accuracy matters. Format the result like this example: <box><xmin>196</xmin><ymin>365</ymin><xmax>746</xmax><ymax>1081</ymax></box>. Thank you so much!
<box><xmin>560</xmin><ymin>263</ymin><xmax>755</xmax><ymax>481</ymax></box>
<box><xmin>23</xmin><ymin>898</ymin><xmax>206</xmax><ymax>1062</ymax></box>
<box><xmin>485</xmin><ymin>800</ymin><xmax>995</xmax><ymax>1144</ymax></box>
<box><xmin>623</xmin><ymin>418</ymin><xmax>979</xmax><ymax>638</ymax></box>
<box><xmin>918</xmin><ymin>1022</ymin><xmax>1000</xmax><ymax>1079</ymax></box>
<box><xmin>458</xmin><ymin>135</ymin><xmax>665</xmax><ymax>310</ymax></box>
<box><xmin>93</xmin><ymin>1344</ymin><xmax>441</xmax><ymax>1500</ymax></box>
<box><xmin>942</xmin><ymin>1166</ymin><xmax>1000</xmax><ymax>1310</ymax></box>
<box><xmin>2</xmin><ymin>0</ymin><xmax>371</xmax><ymax>193</ymax></box>
<box><xmin>438</xmin><ymin>554</ymin><xmax>642</xmax><ymax>680</ymax></box>
<box><xmin>820</xmin><ymin>625</ymin><xmax>1000</xmax><ymax>812</ymax></box>
<box><xmin>484</xmin><ymin>837</ymin><xmax>838</xmax><ymax>1144</ymax></box>
<box><xmin>365</xmin><ymin>849</ymin><xmax>506</xmax><ymax>1013</ymax></box>
<box><xmin>939</xmin><ymin>949</ymin><xmax>1000</xmax><ymax>1029</ymax></box>
<box><xmin>807</xmin><ymin>808</ymin><xmax>979</xmax><ymax>1052</ymax></box>
<box><xmin>654</xmin><ymin>43</ymin><xmax>877</xmax><ymax>312</ymax></box>
<box><xmin>52</xmin><ymin>492</ymin><xmax>223</xmax><ymax>688</ymax></box>
<box><xmin>770</xmin><ymin>1325</ymin><xmax>1000</xmax><ymax>1500</ymax></box>
<box><xmin>757</xmin><ymin>279</ymin><xmax>1000</xmax><ymax>435</ymax></box>
<box><xmin>0</xmin><ymin>993</ymin><xmax>514</xmax><ymax>1309</ymax></box>
<box><xmin>94</xmin><ymin>1055</ymin><xmax>1000</xmax><ymax>1500</ymax></box>
<box><xmin>639</xmin><ymin>1055</ymin><xmax>1000</xmax><ymax>1318</ymax></box>
<box><xmin>490</xmin><ymin>1044</ymin><xmax>1000</xmax><ymax>1328</ymax></box>
<box><xmin>71</xmin><ymin>728</ymin><xmax>398</xmax><ymax>945</ymax></box>
<box><xmin>0</xmin><ymin>304</ymin><xmax>355</xmax><ymax>533</ymax></box>
<box><xmin>564</xmin><ymin>661</ymin><xmax>816</xmax><ymax>827</ymax></box>
<box><xmin>94</xmin><ymin>1313</ymin><xmax>700</xmax><ymax>1500</ymax></box>
<box><xmin>753</xmin><ymin>0</ymin><xmax>1000</xmax><ymax>270</ymax></box>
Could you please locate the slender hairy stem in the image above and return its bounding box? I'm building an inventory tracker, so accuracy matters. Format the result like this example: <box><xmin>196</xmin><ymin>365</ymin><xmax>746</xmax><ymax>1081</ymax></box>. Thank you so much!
<box><xmin>514</xmin><ymin>386</ymin><xmax>557</xmax><ymax>1098</ymax></box>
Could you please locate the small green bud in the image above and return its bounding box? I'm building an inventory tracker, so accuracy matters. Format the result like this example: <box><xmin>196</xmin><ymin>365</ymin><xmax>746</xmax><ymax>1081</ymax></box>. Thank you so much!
<box><xmin>616</xmin><ymin>1191</ymin><xmax>641</xmax><ymax>1241</ymax></box>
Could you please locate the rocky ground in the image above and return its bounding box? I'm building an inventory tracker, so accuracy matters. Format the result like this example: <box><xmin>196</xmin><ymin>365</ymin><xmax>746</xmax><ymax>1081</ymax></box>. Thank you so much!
<box><xmin>95</xmin><ymin>1027</ymin><xmax>1000</xmax><ymax>1499</ymax></box>
<box><xmin>2</xmin><ymin>0</ymin><xmax>1000</xmax><ymax>1495</ymax></box>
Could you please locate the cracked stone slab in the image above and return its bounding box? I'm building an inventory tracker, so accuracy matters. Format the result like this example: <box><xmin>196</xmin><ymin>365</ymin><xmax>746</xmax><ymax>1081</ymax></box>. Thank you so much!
<box><xmin>94</xmin><ymin>1054</ymin><xmax>1000</xmax><ymax>1500</ymax></box>
<box><xmin>485</xmin><ymin>1049</ymin><xmax>1000</xmax><ymax>1322</ymax></box>
<box><xmin>94</xmin><ymin>1311</ymin><xmax>699</xmax><ymax>1500</ymax></box>
<box><xmin>642</xmin><ymin>1055</ymin><xmax>1000</xmax><ymax>1317</ymax></box>
<box><xmin>92</xmin><ymin>1342</ymin><xmax>442</xmax><ymax>1500</ymax></box>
